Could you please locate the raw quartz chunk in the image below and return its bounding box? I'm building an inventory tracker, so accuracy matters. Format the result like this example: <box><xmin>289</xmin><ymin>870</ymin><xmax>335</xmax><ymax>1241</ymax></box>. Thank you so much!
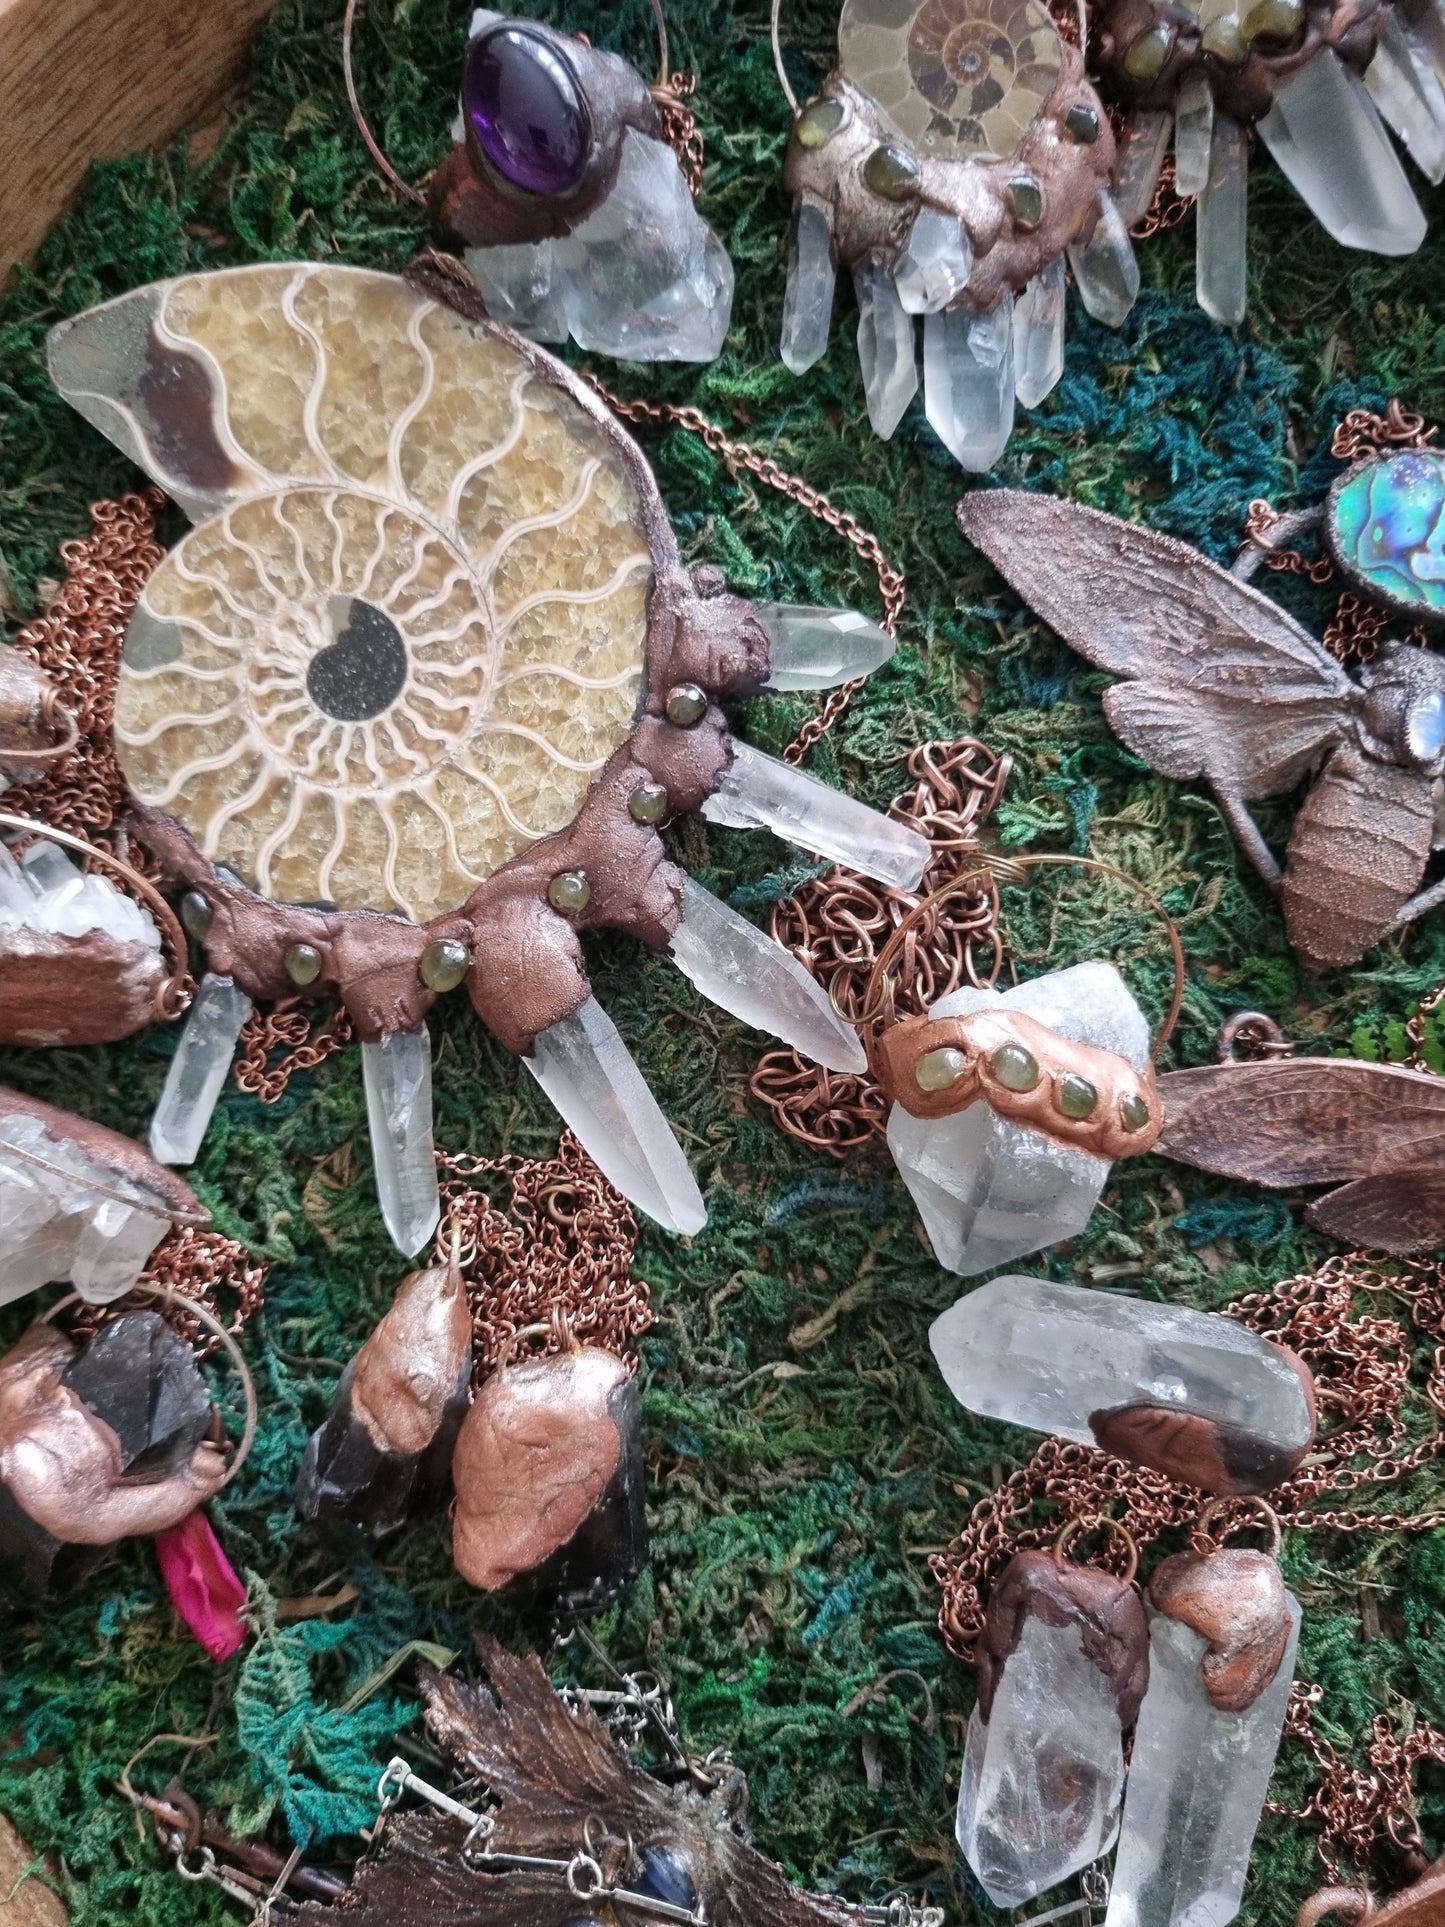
<box><xmin>466</xmin><ymin>129</ymin><xmax>734</xmax><ymax>362</ymax></box>
<box><xmin>755</xmin><ymin>603</ymin><xmax>896</xmax><ymax>691</ymax></box>
<box><xmin>781</xmin><ymin>196</ymin><xmax>837</xmax><ymax>374</ymax></box>
<box><xmin>0</xmin><ymin>840</ymin><xmax>159</xmax><ymax>947</ymax></box>
<box><xmin>1067</xmin><ymin>192</ymin><xmax>1141</xmax><ymax>329</ymax></box>
<box><xmin>854</xmin><ymin>257</ymin><xmax>918</xmax><ymax>438</ymax></box>
<box><xmin>1104</xmin><ymin>1598</ymin><xmax>1301</xmax><ymax>1927</ymax></box>
<box><xmin>0</xmin><ymin>1114</ymin><xmax>174</xmax><ymax>1304</ymax></box>
<box><xmin>1013</xmin><ymin>257</ymin><xmax>1067</xmax><ymax>410</ymax></box>
<box><xmin>929</xmin><ymin>1274</ymin><xmax>1315</xmax><ymax>1464</ymax></box>
<box><xmin>150</xmin><ymin>974</ymin><xmax>254</xmax><ymax>1168</ymax></box>
<box><xmin>1365</xmin><ymin>13</ymin><xmax>1445</xmax><ymax>183</ymax></box>
<box><xmin>958</xmin><ymin>1613</ymin><xmax>1127</xmax><ymax>1906</ymax></box>
<box><xmin>362</xmin><ymin>1025</ymin><xmax>441</xmax><ymax>1259</ymax></box>
<box><xmin>887</xmin><ymin>962</ymin><xmax>1150</xmax><ymax>1277</ymax></box>
<box><xmin>893</xmin><ymin>207</ymin><xmax>974</xmax><ymax>315</ymax></box>
<box><xmin>922</xmin><ymin>297</ymin><xmax>1015</xmax><ymax>473</ymax></box>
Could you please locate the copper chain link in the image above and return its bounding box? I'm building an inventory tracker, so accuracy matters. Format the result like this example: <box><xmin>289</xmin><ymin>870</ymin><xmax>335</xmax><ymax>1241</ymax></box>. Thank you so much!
<box><xmin>1245</xmin><ymin>403</ymin><xmax>1437</xmax><ymax>665</ymax></box>
<box><xmin>651</xmin><ymin>71</ymin><xmax>706</xmax><ymax>195</ymax></box>
<box><xmin>433</xmin><ymin>1134</ymin><xmax>645</xmax><ymax>1380</ymax></box>
<box><xmin>233</xmin><ymin>998</ymin><xmax>356</xmax><ymax>1104</ymax></box>
<box><xmin>69</xmin><ymin>1225</ymin><xmax>267</xmax><ymax>1356</ymax></box>
<box><xmin>749</xmin><ymin>738</ymin><xmax>1010</xmax><ymax>1152</ymax></box>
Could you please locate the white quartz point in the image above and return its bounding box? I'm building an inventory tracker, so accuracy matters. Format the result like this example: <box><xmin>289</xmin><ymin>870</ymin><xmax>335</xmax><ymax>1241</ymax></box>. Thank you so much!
<box><xmin>0</xmin><ymin>839</ymin><xmax>159</xmax><ymax>946</ymax></box>
<box><xmin>781</xmin><ymin>197</ymin><xmax>836</xmax><ymax>374</ymax></box>
<box><xmin>669</xmin><ymin>876</ymin><xmax>867</xmax><ymax>1073</ymax></box>
<box><xmin>1366</xmin><ymin>14</ymin><xmax>1445</xmax><ymax>184</ymax></box>
<box><xmin>149</xmin><ymin>972</ymin><xmax>253</xmax><ymax>1166</ymax></box>
<box><xmin>1068</xmin><ymin>192</ymin><xmax>1141</xmax><ymax>329</ymax></box>
<box><xmin>887</xmin><ymin>962</ymin><xmax>1148</xmax><ymax>1278</ymax></box>
<box><xmin>958</xmin><ymin>1612</ymin><xmax>1126</xmax><ymax>1906</ymax></box>
<box><xmin>362</xmin><ymin>1025</ymin><xmax>440</xmax><ymax>1258</ymax></box>
<box><xmin>1259</xmin><ymin>51</ymin><xmax>1427</xmax><ymax>254</ymax></box>
<box><xmin>1173</xmin><ymin>74</ymin><xmax>1216</xmax><ymax>197</ymax></box>
<box><xmin>894</xmin><ymin>207</ymin><xmax>974</xmax><ymax>315</ymax></box>
<box><xmin>1197</xmin><ymin>115</ymin><xmax>1249</xmax><ymax>326</ymax></box>
<box><xmin>525</xmin><ymin>996</ymin><xmax>706</xmax><ymax>1236</ymax></box>
<box><xmin>756</xmin><ymin>603</ymin><xmax>897</xmax><ymax>691</ymax></box>
<box><xmin>929</xmin><ymin>1274</ymin><xmax>1316</xmax><ymax>1458</ymax></box>
<box><xmin>1013</xmin><ymin>257</ymin><xmax>1067</xmax><ymax>409</ymax></box>
<box><xmin>854</xmin><ymin>257</ymin><xmax>919</xmax><ymax>438</ymax></box>
<box><xmin>700</xmin><ymin>740</ymin><xmax>929</xmax><ymax>890</ymax></box>
<box><xmin>1113</xmin><ymin>109</ymin><xmax>1173</xmax><ymax>228</ymax></box>
<box><xmin>923</xmin><ymin>297</ymin><xmax>1015</xmax><ymax>473</ymax></box>
<box><xmin>1105</xmin><ymin>1596</ymin><xmax>1301</xmax><ymax>1927</ymax></box>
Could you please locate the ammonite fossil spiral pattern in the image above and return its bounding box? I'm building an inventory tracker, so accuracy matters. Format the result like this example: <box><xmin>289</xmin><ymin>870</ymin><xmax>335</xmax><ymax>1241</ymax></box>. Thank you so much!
<box><xmin>61</xmin><ymin>265</ymin><xmax>652</xmax><ymax>923</ymax></box>
<box><xmin>839</xmin><ymin>0</ymin><xmax>1063</xmax><ymax>157</ymax></box>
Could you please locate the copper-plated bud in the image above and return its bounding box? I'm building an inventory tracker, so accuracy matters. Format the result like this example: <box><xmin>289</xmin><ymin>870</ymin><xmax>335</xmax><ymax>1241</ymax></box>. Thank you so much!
<box><xmin>451</xmin><ymin>1342</ymin><xmax>646</xmax><ymax>1618</ymax></box>
<box><xmin>977</xmin><ymin>1548</ymin><xmax>1150</xmax><ymax>1727</ymax></box>
<box><xmin>1148</xmin><ymin>1545</ymin><xmax>1292</xmax><ymax>1712</ymax></box>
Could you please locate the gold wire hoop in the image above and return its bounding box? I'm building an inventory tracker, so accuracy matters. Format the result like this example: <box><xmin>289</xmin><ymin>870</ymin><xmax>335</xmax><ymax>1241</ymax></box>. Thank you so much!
<box><xmin>41</xmin><ymin>1281</ymin><xmax>257</xmax><ymax>1491</ymax></box>
<box><xmin>342</xmin><ymin>0</ymin><xmax>674</xmax><ymax>203</ymax></box>
<box><xmin>1053</xmin><ymin>1513</ymin><xmax>1139</xmax><ymax>1586</ymax></box>
<box><xmin>1191</xmin><ymin>1495</ymin><xmax>1283</xmax><ymax>1559</ymax></box>
<box><xmin>850</xmin><ymin>851</ymin><xmax>1186</xmax><ymax>1063</ymax></box>
<box><xmin>0</xmin><ymin>811</ymin><xmax>194</xmax><ymax>1020</ymax></box>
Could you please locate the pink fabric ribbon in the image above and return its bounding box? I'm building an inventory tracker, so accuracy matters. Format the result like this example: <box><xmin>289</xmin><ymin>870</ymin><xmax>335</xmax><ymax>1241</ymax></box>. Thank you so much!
<box><xmin>154</xmin><ymin>1509</ymin><xmax>248</xmax><ymax>1661</ymax></box>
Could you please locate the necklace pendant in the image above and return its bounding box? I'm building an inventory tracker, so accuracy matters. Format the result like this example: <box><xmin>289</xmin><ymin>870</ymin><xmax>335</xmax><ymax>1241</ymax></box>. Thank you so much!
<box><xmin>429</xmin><ymin>11</ymin><xmax>733</xmax><ymax>362</ymax></box>
<box><xmin>296</xmin><ymin>1256</ymin><xmax>473</xmax><ymax>1537</ymax></box>
<box><xmin>959</xmin><ymin>1545</ymin><xmax>1149</xmax><ymax>1906</ymax></box>
<box><xmin>451</xmin><ymin>1341</ymin><xmax>646</xmax><ymax>1619</ymax></box>
<box><xmin>876</xmin><ymin>961</ymin><xmax>1153</xmax><ymax>1275</ymax></box>
<box><xmin>930</xmin><ymin>1274</ymin><xmax>1318</xmax><ymax>1495</ymax></box>
<box><xmin>1107</xmin><ymin>1533</ymin><xmax>1300</xmax><ymax>1927</ymax></box>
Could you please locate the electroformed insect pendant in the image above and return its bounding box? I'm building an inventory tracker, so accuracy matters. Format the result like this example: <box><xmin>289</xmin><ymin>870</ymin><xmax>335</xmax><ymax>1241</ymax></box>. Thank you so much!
<box><xmin>775</xmin><ymin>0</ymin><xmax>1137</xmax><ymax>470</ymax></box>
<box><xmin>1101</xmin><ymin>0</ymin><xmax>1445</xmax><ymax>325</ymax></box>
<box><xmin>416</xmin><ymin>3</ymin><xmax>733</xmax><ymax>361</ymax></box>
<box><xmin>47</xmin><ymin>261</ymin><xmax>919</xmax><ymax>1257</ymax></box>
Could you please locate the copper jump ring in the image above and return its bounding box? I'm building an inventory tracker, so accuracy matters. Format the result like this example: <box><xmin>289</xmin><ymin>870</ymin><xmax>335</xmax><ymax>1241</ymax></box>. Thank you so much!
<box><xmin>1053</xmin><ymin>1514</ymin><xmax>1140</xmax><ymax>1586</ymax></box>
<box><xmin>1192</xmin><ymin>1495</ymin><xmax>1284</xmax><ymax>1559</ymax></box>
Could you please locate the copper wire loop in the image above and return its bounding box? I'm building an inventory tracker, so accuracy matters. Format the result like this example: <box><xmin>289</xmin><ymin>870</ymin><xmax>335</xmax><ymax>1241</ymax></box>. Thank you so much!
<box><xmin>1190</xmin><ymin>1494</ymin><xmax>1283</xmax><ymax>1559</ymax></box>
<box><xmin>1216</xmin><ymin>1009</ymin><xmax>1294</xmax><ymax>1063</ymax></box>
<box><xmin>433</xmin><ymin>1133</ymin><xmax>644</xmax><ymax>1381</ymax></box>
<box><xmin>1053</xmin><ymin>1513</ymin><xmax>1139</xmax><ymax>1585</ymax></box>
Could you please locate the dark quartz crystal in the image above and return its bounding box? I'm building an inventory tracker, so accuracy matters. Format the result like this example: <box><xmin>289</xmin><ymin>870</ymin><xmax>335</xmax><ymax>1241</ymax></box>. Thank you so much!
<box><xmin>295</xmin><ymin>1352</ymin><xmax>471</xmax><ymax>1537</ymax></box>
<box><xmin>463</xmin><ymin>26</ymin><xmax>592</xmax><ymax>197</ymax></box>
<box><xmin>62</xmin><ymin>1310</ymin><xmax>212</xmax><ymax>1482</ymax></box>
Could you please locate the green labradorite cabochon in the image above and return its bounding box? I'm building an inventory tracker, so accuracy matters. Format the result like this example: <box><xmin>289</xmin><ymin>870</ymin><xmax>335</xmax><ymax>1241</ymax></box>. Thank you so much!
<box><xmin>1328</xmin><ymin>450</ymin><xmax>1445</xmax><ymax>621</ymax></box>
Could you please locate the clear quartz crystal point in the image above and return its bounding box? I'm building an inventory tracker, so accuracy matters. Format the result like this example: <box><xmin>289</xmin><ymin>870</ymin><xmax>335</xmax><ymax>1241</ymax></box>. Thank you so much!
<box><xmin>0</xmin><ymin>1114</ymin><xmax>176</xmax><ymax>1306</ymax></box>
<box><xmin>1113</xmin><ymin>110</ymin><xmax>1174</xmax><ymax>227</ymax></box>
<box><xmin>1067</xmin><ymin>192</ymin><xmax>1141</xmax><ymax>329</ymax></box>
<box><xmin>669</xmin><ymin>876</ymin><xmax>867</xmax><ymax>1073</ymax></box>
<box><xmin>1173</xmin><ymin>75</ymin><xmax>1216</xmax><ymax>196</ymax></box>
<box><xmin>1013</xmin><ymin>257</ymin><xmax>1067</xmax><ymax>409</ymax></box>
<box><xmin>929</xmin><ymin>1274</ymin><xmax>1316</xmax><ymax>1457</ymax></box>
<box><xmin>1105</xmin><ymin>1598</ymin><xmax>1301</xmax><ymax>1927</ymax></box>
<box><xmin>469</xmin><ymin>130</ymin><xmax>733</xmax><ymax>362</ymax></box>
<box><xmin>525</xmin><ymin>996</ymin><xmax>706</xmax><ymax>1236</ymax></box>
<box><xmin>1366</xmin><ymin>14</ymin><xmax>1445</xmax><ymax>184</ymax></box>
<box><xmin>958</xmin><ymin>1614</ymin><xmax>1126</xmax><ymax>1907</ymax></box>
<box><xmin>362</xmin><ymin>1025</ymin><xmax>440</xmax><ymax>1258</ymax></box>
<box><xmin>701</xmin><ymin>740</ymin><xmax>929</xmax><ymax>889</ymax></box>
<box><xmin>923</xmin><ymin>297</ymin><xmax>1015</xmax><ymax>473</ymax></box>
<box><xmin>894</xmin><ymin>207</ymin><xmax>974</xmax><ymax>314</ymax></box>
<box><xmin>854</xmin><ymin>257</ymin><xmax>919</xmax><ymax>438</ymax></box>
<box><xmin>1197</xmin><ymin>115</ymin><xmax>1249</xmax><ymax>325</ymax></box>
<box><xmin>756</xmin><ymin>603</ymin><xmax>897</xmax><ymax>690</ymax></box>
<box><xmin>149</xmin><ymin>973</ymin><xmax>253</xmax><ymax>1166</ymax></box>
<box><xmin>1259</xmin><ymin>51</ymin><xmax>1427</xmax><ymax>253</ymax></box>
<box><xmin>781</xmin><ymin>197</ymin><xmax>836</xmax><ymax>374</ymax></box>
<box><xmin>887</xmin><ymin>963</ymin><xmax>1149</xmax><ymax>1277</ymax></box>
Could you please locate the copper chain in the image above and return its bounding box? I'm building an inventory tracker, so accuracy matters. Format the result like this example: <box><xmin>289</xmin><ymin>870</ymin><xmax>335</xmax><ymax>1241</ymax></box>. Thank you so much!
<box><xmin>70</xmin><ymin>1226</ymin><xmax>267</xmax><ymax>1356</ymax></box>
<box><xmin>233</xmin><ymin>999</ymin><xmax>356</xmax><ymax>1104</ymax></box>
<box><xmin>651</xmin><ymin>72</ymin><xmax>706</xmax><ymax>195</ymax></box>
<box><xmin>583</xmin><ymin>378</ymin><xmax>907</xmax><ymax>760</ymax></box>
<box><xmin>1245</xmin><ymin>404</ymin><xmax>1437</xmax><ymax>665</ymax></box>
<box><xmin>433</xmin><ymin>1134</ymin><xmax>645</xmax><ymax>1380</ymax></box>
<box><xmin>749</xmin><ymin>738</ymin><xmax>1010</xmax><ymax>1152</ymax></box>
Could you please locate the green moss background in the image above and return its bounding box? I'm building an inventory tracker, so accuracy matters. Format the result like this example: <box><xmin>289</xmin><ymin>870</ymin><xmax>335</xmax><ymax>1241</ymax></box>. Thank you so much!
<box><xmin>1</xmin><ymin>0</ymin><xmax>1445</xmax><ymax>1918</ymax></box>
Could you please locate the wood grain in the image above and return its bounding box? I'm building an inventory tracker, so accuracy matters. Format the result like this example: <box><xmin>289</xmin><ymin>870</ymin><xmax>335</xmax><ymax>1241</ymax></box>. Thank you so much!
<box><xmin>0</xmin><ymin>0</ymin><xmax>278</xmax><ymax>271</ymax></box>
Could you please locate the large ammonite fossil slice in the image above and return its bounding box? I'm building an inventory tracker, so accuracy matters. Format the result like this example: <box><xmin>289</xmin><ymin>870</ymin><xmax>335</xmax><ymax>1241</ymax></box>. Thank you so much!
<box><xmin>48</xmin><ymin>260</ymin><xmax>920</xmax><ymax>1256</ymax></box>
<box><xmin>778</xmin><ymin>0</ymin><xmax>1133</xmax><ymax>475</ymax></box>
<box><xmin>1099</xmin><ymin>0</ymin><xmax>1440</xmax><ymax>327</ymax></box>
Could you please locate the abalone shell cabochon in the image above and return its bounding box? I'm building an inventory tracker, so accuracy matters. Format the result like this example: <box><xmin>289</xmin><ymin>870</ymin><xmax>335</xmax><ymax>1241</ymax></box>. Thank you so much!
<box><xmin>838</xmin><ymin>0</ymin><xmax>1064</xmax><ymax>159</ymax></box>
<box><xmin>46</xmin><ymin>264</ymin><xmax>660</xmax><ymax>924</ymax></box>
<box><xmin>1328</xmin><ymin>449</ymin><xmax>1445</xmax><ymax>624</ymax></box>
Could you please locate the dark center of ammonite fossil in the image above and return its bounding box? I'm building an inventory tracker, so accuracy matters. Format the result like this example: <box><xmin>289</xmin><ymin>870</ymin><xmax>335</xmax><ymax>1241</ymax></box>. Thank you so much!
<box><xmin>307</xmin><ymin>597</ymin><xmax>409</xmax><ymax>722</ymax></box>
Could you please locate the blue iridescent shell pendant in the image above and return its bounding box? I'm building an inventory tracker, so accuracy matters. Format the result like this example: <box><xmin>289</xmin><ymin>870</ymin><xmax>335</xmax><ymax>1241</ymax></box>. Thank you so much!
<box><xmin>1328</xmin><ymin>442</ymin><xmax>1445</xmax><ymax>633</ymax></box>
<box><xmin>773</xmin><ymin>0</ymin><xmax>1138</xmax><ymax>471</ymax></box>
<box><xmin>347</xmin><ymin>0</ymin><xmax>733</xmax><ymax>361</ymax></box>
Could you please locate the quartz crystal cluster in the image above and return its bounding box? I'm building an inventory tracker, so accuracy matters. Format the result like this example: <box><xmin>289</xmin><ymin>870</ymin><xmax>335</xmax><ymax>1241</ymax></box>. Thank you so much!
<box><xmin>458</xmin><ymin>13</ymin><xmax>733</xmax><ymax>363</ymax></box>
<box><xmin>887</xmin><ymin>963</ymin><xmax>1150</xmax><ymax>1276</ymax></box>
<box><xmin>930</xmin><ymin>1275</ymin><xmax>1317</xmax><ymax>1492</ymax></box>
<box><xmin>0</xmin><ymin>841</ymin><xmax>156</xmax><ymax>947</ymax></box>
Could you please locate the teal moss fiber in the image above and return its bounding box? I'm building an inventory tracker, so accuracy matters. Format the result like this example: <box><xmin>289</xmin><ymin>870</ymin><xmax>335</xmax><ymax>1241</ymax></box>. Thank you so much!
<box><xmin>1</xmin><ymin>0</ymin><xmax>1444</xmax><ymax>1919</ymax></box>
